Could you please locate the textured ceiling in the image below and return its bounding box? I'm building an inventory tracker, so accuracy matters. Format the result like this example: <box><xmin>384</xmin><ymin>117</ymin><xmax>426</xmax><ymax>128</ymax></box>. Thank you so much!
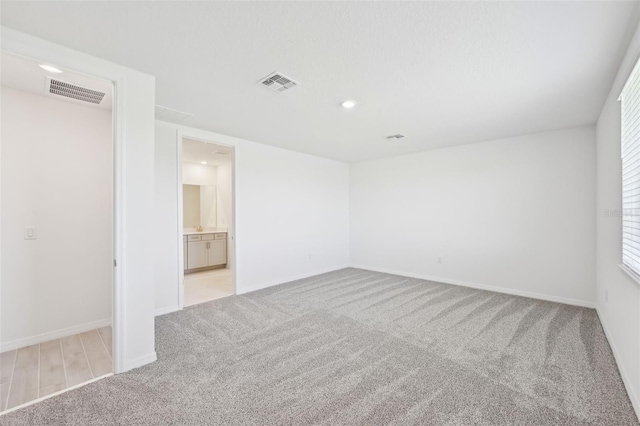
<box><xmin>1</xmin><ymin>1</ymin><xmax>638</xmax><ymax>162</ymax></box>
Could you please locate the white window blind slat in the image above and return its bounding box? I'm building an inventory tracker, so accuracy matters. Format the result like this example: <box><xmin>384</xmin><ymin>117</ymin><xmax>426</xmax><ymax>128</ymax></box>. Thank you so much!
<box><xmin>620</xmin><ymin>56</ymin><xmax>640</xmax><ymax>276</ymax></box>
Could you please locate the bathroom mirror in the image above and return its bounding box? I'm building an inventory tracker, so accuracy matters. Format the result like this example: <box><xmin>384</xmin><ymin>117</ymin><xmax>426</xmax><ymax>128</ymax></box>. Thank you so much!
<box><xmin>183</xmin><ymin>184</ymin><xmax>217</xmax><ymax>228</ymax></box>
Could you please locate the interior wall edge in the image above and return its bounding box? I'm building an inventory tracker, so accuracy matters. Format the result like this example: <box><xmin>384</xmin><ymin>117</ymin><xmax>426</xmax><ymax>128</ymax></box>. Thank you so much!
<box><xmin>596</xmin><ymin>306</ymin><xmax>640</xmax><ymax>418</ymax></box>
<box><xmin>155</xmin><ymin>305</ymin><xmax>181</xmax><ymax>317</ymax></box>
<box><xmin>123</xmin><ymin>351</ymin><xmax>157</xmax><ymax>372</ymax></box>
<box><xmin>235</xmin><ymin>264</ymin><xmax>351</xmax><ymax>295</ymax></box>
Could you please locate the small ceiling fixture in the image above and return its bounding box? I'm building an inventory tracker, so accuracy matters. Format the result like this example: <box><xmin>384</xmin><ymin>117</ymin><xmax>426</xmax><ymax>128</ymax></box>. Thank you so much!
<box><xmin>341</xmin><ymin>100</ymin><xmax>357</xmax><ymax>109</ymax></box>
<box><xmin>258</xmin><ymin>71</ymin><xmax>299</xmax><ymax>93</ymax></box>
<box><xmin>155</xmin><ymin>105</ymin><xmax>193</xmax><ymax>124</ymax></box>
<box><xmin>386</xmin><ymin>134</ymin><xmax>406</xmax><ymax>140</ymax></box>
<box><xmin>201</xmin><ymin>161</ymin><xmax>208</xmax><ymax>165</ymax></box>
<box><xmin>39</xmin><ymin>64</ymin><xmax>63</xmax><ymax>73</ymax></box>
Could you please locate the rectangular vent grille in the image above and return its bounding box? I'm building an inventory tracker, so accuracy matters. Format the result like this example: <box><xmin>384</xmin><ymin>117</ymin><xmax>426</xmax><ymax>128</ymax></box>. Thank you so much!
<box><xmin>258</xmin><ymin>72</ymin><xmax>299</xmax><ymax>92</ymax></box>
<box><xmin>155</xmin><ymin>105</ymin><xmax>193</xmax><ymax>124</ymax></box>
<box><xmin>48</xmin><ymin>79</ymin><xmax>105</xmax><ymax>104</ymax></box>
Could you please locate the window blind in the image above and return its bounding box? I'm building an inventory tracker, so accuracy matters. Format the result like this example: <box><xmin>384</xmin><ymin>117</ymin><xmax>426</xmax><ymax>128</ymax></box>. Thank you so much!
<box><xmin>620</xmin><ymin>58</ymin><xmax>640</xmax><ymax>277</ymax></box>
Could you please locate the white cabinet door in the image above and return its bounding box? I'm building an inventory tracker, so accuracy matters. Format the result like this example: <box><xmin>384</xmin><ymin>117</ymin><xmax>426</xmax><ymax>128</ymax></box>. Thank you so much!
<box><xmin>208</xmin><ymin>239</ymin><xmax>227</xmax><ymax>266</ymax></box>
<box><xmin>187</xmin><ymin>241</ymin><xmax>208</xmax><ymax>269</ymax></box>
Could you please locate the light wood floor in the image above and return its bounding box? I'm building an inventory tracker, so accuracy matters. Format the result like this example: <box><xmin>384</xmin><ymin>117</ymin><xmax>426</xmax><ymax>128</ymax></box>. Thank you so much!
<box><xmin>0</xmin><ymin>326</ymin><xmax>112</xmax><ymax>412</ymax></box>
<box><xmin>184</xmin><ymin>268</ymin><xmax>234</xmax><ymax>307</ymax></box>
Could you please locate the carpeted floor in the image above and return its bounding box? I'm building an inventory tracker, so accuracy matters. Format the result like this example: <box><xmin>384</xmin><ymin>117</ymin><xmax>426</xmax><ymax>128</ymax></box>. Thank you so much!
<box><xmin>1</xmin><ymin>268</ymin><xmax>637</xmax><ymax>425</ymax></box>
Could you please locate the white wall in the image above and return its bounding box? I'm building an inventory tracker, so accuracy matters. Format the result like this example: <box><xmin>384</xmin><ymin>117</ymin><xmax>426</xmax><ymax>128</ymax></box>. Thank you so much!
<box><xmin>350</xmin><ymin>126</ymin><xmax>597</xmax><ymax>307</ymax></box>
<box><xmin>154</xmin><ymin>121</ymin><xmax>350</xmax><ymax>313</ymax></box>
<box><xmin>1</xmin><ymin>87</ymin><xmax>112</xmax><ymax>350</ymax></box>
<box><xmin>217</xmin><ymin>160</ymin><xmax>233</xmax><ymax>269</ymax></box>
<box><xmin>182</xmin><ymin>184</ymin><xmax>200</xmax><ymax>227</ymax></box>
<box><xmin>216</xmin><ymin>160</ymin><xmax>233</xmax><ymax>230</ymax></box>
<box><xmin>2</xmin><ymin>27</ymin><xmax>157</xmax><ymax>372</ymax></box>
<box><xmin>182</xmin><ymin>162</ymin><xmax>217</xmax><ymax>186</ymax></box>
<box><xmin>596</xmin><ymin>18</ymin><xmax>640</xmax><ymax>416</ymax></box>
<box><xmin>154</xmin><ymin>122</ymin><xmax>180</xmax><ymax>315</ymax></box>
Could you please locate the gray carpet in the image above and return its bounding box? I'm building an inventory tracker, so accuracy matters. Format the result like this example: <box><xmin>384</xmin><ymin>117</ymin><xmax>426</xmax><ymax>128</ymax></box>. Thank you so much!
<box><xmin>1</xmin><ymin>268</ymin><xmax>637</xmax><ymax>425</ymax></box>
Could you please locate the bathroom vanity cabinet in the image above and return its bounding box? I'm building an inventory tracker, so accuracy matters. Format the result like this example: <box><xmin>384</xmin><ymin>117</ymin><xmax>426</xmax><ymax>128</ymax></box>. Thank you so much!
<box><xmin>183</xmin><ymin>232</ymin><xmax>227</xmax><ymax>271</ymax></box>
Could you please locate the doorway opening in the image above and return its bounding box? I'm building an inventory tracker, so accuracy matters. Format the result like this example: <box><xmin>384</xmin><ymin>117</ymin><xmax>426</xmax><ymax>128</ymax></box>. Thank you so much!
<box><xmin>179</xmin><ymin>137</ymin><xmax>235</xmax><ymax>307</ymax></box>
<box><xmin>1</xmin><ymin>52</ymin><xmax>115</xmax><ymax>412</ymax></box>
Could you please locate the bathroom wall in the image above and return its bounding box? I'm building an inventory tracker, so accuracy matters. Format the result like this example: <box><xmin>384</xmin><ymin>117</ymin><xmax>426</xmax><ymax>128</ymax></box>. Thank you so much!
<box><xmin>182</xmin><ymin>184</ymin><xmax>200</xmax><ymax>227</ymax></box>
<box><xmin>216</xmin><ymin>160</ymin><xmax>233</xmax><ymax>230</ymax></box>
<box><xmin>183</xmin><ymin>162</ymin><xmax>217</xmax><ymax>186</ymax></box>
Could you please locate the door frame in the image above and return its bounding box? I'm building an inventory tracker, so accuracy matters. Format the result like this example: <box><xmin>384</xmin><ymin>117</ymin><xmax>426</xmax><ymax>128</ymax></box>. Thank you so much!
<box><xmin>1</xmin><ymin>27</ymin><xmax>153</xmax><ymax>374</ymax></box>
<box><xmin>176</xmin><ymin>131</ymin><xmax>237</xmax><ymax>309</ymax></box>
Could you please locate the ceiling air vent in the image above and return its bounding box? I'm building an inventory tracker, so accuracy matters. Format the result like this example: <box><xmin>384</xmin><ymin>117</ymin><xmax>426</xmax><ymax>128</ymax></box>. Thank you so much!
<box><xmin>386</xmin><ymin>134</ymin><xmax>406</xmax><ymax>140</ymax></box>
<box><xmin>47</xmin><ymin>78</ymin><xmax>105</xmax><ymax>104</ymax></box>
<box><xmin>155</xmin><ymin>105</ymin><xmax>193</xmax><ymax>124</ymax></box>
<box><xmin>258</xmin><ymin>72</ymin><xmax>299</xmax><ymax>92</ymax></box>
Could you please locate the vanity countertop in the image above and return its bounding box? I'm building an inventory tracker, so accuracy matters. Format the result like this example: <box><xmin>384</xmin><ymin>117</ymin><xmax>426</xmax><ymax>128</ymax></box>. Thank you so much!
<box><xmin>183</xmin><ymin>229</ymin><xmax>228</xmax><ymax>235</ymax></box>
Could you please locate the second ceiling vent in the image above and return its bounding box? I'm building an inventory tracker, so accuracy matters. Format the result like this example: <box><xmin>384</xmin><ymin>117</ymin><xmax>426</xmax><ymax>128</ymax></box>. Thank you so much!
<box><xmin>258</xmin><ymin>72</ymin><xmax>299</xmax><ymax>93</ymax></box>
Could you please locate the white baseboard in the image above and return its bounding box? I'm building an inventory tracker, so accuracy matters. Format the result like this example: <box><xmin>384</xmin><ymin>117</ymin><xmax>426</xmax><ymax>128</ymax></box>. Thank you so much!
<box><xmin>155</xmin><ymin>305</ymin><xmax>181</xmax><ymax>317</ymax></box>
<box><xmin>350</xmin><ymin>265</ymin><xmax>596</xmax><ymax>309</ymax></box>
<box><xmin>596</xmin><ymin>306</ymin><xmax>640</xmax><ymax>420</ymax></box>
<box><xmin>124</xmin><ymin>351</ymin><xmax>157</xmax><ymax>371</ymax></box>
<box><xmin>1</xmin><ymin>318</ymin><xmax>112</xmax><ymax>352</ymax></box>
<box><xmin>237</xmin><ymin>264</ymin><xmax>351</xmax><ymax>295</ymax></box>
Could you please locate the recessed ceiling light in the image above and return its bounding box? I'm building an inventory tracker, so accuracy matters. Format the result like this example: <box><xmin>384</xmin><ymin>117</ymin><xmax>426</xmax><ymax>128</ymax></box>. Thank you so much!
<box><xmin>201</xmin><ymin>161</ymin><xmax>208</xmax><ymax>165</ymax></box>
<box><xmin>341</xmin><ymin>100</ymin><xmax>357</xmax><ymax>109</ymax></box>
<box><xmin>39</xmin><ymin>64</ymin><xmax>63</xmax><ymax>73</ymax></box>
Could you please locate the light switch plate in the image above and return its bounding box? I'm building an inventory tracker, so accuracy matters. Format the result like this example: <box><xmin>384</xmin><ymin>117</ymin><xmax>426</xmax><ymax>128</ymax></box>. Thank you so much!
<box><xmin>24</xmin><ymin>226</ymin><xmax>37</xmax><ymax>240</ymax></box>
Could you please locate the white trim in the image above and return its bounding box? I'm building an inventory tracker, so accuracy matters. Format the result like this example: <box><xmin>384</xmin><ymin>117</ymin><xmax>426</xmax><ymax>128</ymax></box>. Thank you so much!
<box><xmin>350</xmin><ymin>265</ymin><xmax>596</xmax><ymax>308</ymax></box>
<box><xmin>0</xmin><ymin>318</ymin><xmax>112</xmax><ymax>353</ymax></box>
<box><xmin>236</xmin><ymin>265</ymin><xmax>351</xmax><ymax>295</ymax></box>
<box><xmin>0</xmin><ymin>373</ymin><xmax>113</xmax><ymax>417</ymax></box>
<box><xmin>176</xmin><ymin>130</ymin><xmax>185</xmax><ymax>310</ymax></box>
<box><xmin>596</xmin><ymin>307</ymin><xmax>640</xmax><ymax>419</ymax></box>
<box><xmin>124</xmin><ymin>352</ymin><xmax>157</xmax><ymax>371</ymax></box>
<box><xmin>155</xmin><ymin>305</ymin><xmax>181</xmax><ymax>317</ymax></box>
<box><xmin>619</xmin><ymin>263</ymin><xmax>640</xmax><ymax>287</ymax></box>
<box><xmin>111</xmin><ymin>76</ymin><xmax>125</xmax><ymax>375</ymax></box>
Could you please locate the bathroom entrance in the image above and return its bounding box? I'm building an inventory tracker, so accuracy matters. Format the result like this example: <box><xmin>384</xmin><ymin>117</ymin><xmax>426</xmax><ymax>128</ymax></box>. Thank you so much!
<box><xmin>179</xmin><ymin>138</ymin><xmax>235</xmax><ymax>307</ymax></box>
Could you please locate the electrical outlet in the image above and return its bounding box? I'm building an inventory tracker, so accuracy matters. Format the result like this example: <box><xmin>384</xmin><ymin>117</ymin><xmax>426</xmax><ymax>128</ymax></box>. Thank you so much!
<box><xmin>24</xmin><ymin>226</ymin><xmax>37</xmax><ymax>240</ymax></box>
<box><xmin>308</xmin><ymin>253</ymin><xmax>312</xmax><ymax>260</ymax></box>
<box><xmin>437</xmin><ymin>257</ymin><xmax>442</xmax><ymax>264</ymax></box>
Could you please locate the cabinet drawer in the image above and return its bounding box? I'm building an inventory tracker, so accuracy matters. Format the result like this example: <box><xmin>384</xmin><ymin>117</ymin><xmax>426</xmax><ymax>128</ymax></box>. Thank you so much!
<box><xmin>187</xmin><ymin>235</ymin><xmax>201</xmax><ymax>241</ymax></box>
<box><xmin>201</xmin><ymin>233</ymin><xmax>215</xmax><ymax>241</ymax></box>
<box><xmin>215</xmin><ymin>233</ymin><xmax>227</xmax><ymax>240</ymax></box>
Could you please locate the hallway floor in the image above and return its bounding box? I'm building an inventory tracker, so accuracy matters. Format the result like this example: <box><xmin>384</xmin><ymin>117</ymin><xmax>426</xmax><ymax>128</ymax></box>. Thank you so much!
<box><xmin>0</xmin><ymin>326</ymin><xmax>112</xmax><ymax>412</ymax></box>
<box><xmin>184</xmin><ymin>268</ymin><xmax>234</xmax><ymax>306</ymax></box>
